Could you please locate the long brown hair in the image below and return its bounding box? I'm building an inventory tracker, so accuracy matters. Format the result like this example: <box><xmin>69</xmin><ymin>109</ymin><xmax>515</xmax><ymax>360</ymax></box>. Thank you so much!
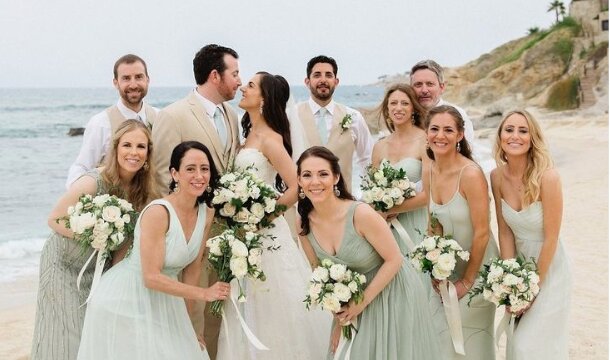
<box><xmin>296</xmin><ymin>146</ymin><xmax>355</xmax><ymax>236</ymax></box>
<box><xmin>379</xmin><ymin>83</ymin><xmax>428</xmax><ymax>132</ymax></box>
<box><xmin>425</xmin><ymin>105</ymin><xmax>473</xmax><ymax>161</ymax></box>
<box><xmin>101</xmin><ymin>119</ymin><xmax>160</xmax><ymax>211</ymax></box>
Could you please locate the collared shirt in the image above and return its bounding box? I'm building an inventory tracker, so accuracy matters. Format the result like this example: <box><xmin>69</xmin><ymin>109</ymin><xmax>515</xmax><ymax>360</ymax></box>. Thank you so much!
<box><xmin>65</xmin><ymin>99</ymin><xmax>157</xmax><ymax>189</ymax></box>
<box><xmin>307</xmin><ymin>97</ymin><xmax>373</xmax><ymax>169</ymax></box>
<box><xmin>193</xmin><ymin>89</ymin><xmax>225</xmax><ymax>131</ymax></box>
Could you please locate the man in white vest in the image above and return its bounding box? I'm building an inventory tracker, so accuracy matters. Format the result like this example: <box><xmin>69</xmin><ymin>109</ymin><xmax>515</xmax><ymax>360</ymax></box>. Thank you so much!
<box><xmin>152</xmin><ymin>44</ymin><xmax>241</xmax><ymax>360</ymax></box>
<box><xmin>65</xmin><ymin>54</ymin><xmax>158</xmax><ymax>188</ymax></box>
<box><xmin>410</xmin><ymin>59</ymin><xmax>476</xmax><ymax>146</ymax></box>
<box><xmin>297</xmin><ymin>55</ymin><xmax>373</xmax><ymax>192</ymax></box>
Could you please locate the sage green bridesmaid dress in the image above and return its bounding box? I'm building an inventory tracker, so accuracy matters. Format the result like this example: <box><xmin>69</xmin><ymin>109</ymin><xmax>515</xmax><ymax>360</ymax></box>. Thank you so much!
<box><xmin>307</xmin><ymin>201</ymin><xmax>441</xmax><ymax>360</ymax></box>
<box><xmin>429</xmin><ymin>164</ymin><xmax>499</xmax><ymax>360</ymax></box>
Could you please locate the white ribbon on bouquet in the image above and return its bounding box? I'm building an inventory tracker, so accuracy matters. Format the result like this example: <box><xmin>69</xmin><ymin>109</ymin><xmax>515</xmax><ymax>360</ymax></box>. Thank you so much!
<box><xmin>495</xmin><ymin>312</ymin><xmax>516</xmax><ymax>348</ymax></box>
<box><xmin>439</xmin><ymin>279</ymin><xmax>466</xmax><ymax>355</ymax></box>
<box><xmin>76</xmin><ymin>249</ymin><xmax>105</xmax><ymax>306</ymax></box>
<box><xmin>390</xmin><ymin>218</ymin><xmax>416</xmax><ymax>252</ymax></box>
<box><xmin>332</xmin><ymin>319</ymin><xmax>358</xmax><ymax>360</ymax></box>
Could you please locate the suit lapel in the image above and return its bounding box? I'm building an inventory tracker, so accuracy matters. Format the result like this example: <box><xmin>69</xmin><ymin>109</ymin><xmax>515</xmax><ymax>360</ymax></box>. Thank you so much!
<box><xmin>187</xmin><ymin>92</ymin><xmax>227</xmax><ymax>171</ymax></box>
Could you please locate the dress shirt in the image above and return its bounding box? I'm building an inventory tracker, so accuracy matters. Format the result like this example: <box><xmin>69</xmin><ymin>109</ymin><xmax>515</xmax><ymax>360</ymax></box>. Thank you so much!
<box><xmin>65</xmin><ymin>100</ymin><xmax>157</xmax><ymax>189</ymax></box>
<box><xmin>307</xmin><ymin>98</ymin><xmax>373</xmax><ymax>168</ymax></box>
<box><xmin>193</xmin><ymin>89</ymin><xmax>226</xmax><ymax>132</ymax></box>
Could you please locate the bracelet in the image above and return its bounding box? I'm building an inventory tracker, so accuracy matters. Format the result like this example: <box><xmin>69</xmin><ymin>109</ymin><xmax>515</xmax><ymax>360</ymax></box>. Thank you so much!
<box><xmin>461</xmin><ymin>279</ymin><xmax>473</xmax><ymax>290</ymax></box>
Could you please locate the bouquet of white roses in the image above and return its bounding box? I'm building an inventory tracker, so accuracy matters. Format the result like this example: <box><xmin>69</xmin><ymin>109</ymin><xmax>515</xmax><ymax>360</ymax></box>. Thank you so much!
<box><xmin>207</xmin><ymin>228</ymin><xmax>267</xmax><ymax>317</ymax></box>
<box><xmin>58</xmin><ymin>193</ymin><xmax>138</xmax><ymax>302</ymax></box>
<box><xmin>360</xmin><ymin>159</ymin><xmax>417</xmax><ymax>212</ymax></box>
<box><xmin>212</xmin><ymin>167</ymin><xmax>286</xmax><ymax>232</ymax></box>
<box><xmin>469</xmin><ymin>256</ymin><xmax>540</xmax><ymax>314</ymax></box>
<box><xmin>61</xmin><ymin>193</ymin><xmax>138</xmax><ymax>258</ymax></box>
<box><xmin>304</xmin><ymin>258</ymin><xmax>366</xmax><ymax>340</ymax></box>
<box><xmin>409</xmin><ymin>234</ymin><xmax>470</xmax><ymax>280</ymax></box>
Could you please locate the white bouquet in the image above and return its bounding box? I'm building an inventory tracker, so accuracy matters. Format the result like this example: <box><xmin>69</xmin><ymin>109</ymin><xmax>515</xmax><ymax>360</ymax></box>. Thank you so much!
<box><xmin>409</xmin><ymin>234</ymin><xmax>470</xmax><ymax>280</ymax></box>
<box><xmin>61</xmin><ymin>193</ymin><xmax>138</xmax><ymax>258</ymax></box>
<box><xmin>360</xmin><ymin>159</ymin><xmax>417</xmax><ymax>212</ymax></box>
<box><xmin>469</xmin><ymin>256</ymin><xmax>540</xmax><ymax>314</ymax></box>
<box><xmin>304</xmin><ymin>258</ymin><xmax>366</xmax><ymax>340</ymax></box>
<box><xmin>207</xmin><ymin>228</ymin><xmax>267</xmax><ymax>316</ymax></box>
<box><xmin>212</xmin><ymin>166</ymin><xmax>286</xmax><ymax>232</ymax></box>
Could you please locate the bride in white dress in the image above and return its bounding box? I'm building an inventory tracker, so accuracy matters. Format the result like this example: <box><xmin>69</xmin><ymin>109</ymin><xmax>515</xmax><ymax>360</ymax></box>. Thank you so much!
<box><xmin>216</xmin><ymin>72</ymin><xmax>331</xmax><ymax>360</ymax></box>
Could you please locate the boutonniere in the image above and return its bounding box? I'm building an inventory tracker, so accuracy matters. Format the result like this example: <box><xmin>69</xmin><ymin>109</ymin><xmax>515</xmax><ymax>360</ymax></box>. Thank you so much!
<box><xmin>340</xmin><ymin>114</ymin><xmax>353</xmax><ymax>133</ymax></box>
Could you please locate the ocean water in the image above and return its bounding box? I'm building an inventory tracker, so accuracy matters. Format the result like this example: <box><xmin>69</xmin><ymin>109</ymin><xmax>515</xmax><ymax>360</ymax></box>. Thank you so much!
<box><xmin>0</xmin><ymin>85</ymin><xmax>385</xmax><ymax>282</ymax></box>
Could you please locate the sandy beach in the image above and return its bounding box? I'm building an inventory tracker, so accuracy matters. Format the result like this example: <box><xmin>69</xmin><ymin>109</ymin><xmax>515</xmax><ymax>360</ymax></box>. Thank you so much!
<box><xmin>0</xmin><ymin>109</ymin><xmax>607</xmax><ymax>359</ymax></box>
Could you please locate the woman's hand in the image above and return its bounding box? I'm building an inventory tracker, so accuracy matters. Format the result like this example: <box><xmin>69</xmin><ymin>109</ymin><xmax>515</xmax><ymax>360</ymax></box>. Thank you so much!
<box><xmin>454</xmin><ymin>279</ymin><xmax>471</xmax><ymax>300</ymax></box>
<box><xmin>336</xmin><ymin>300</ymin><xmax>366</xmax><ymax>326</ymax></box>
<box><xmin>203</xmin><ymin>281</ymin><xmax>231</xmax><ymax>302</ymax></box>
<box><xmin>506</xmin><ymin>296</ymin><xmax>536</xmax><ymax>317</ymax></box>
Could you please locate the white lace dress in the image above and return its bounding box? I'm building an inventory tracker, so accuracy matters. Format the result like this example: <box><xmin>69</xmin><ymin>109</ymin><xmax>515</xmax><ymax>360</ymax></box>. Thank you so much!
<box><xmin>216</xmin><ymin>148</ymin><xmax>331</xmax><ymax>360</ymax></box>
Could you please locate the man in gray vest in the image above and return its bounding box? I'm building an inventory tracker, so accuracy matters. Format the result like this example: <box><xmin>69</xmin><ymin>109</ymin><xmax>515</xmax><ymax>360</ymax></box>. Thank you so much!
<box><xmin>152</xmin><ymin>44</ymin><xmax>241</xmax><ymax>360</ymax></box>
<box><xmin>65</xmin><ymin>54</ymin><xmax>158</xmax><ymax>188</ymax></box>
<box><xmin>297</xmin><ymin>55</ymin><xmax>373</xmax><ymax>191</ymax></box>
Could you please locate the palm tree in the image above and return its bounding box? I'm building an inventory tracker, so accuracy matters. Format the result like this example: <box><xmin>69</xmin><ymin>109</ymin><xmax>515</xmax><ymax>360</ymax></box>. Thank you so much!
<box><xmin>548</xmin><ymin>0</ymin><xmax>565</xmax><ymax>23</ymax></box>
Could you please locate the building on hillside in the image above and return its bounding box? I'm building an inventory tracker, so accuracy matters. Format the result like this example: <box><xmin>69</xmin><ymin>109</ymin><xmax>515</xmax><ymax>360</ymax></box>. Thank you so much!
<box><xmin>570</xmin><ymin>0</ymin><xmax>609</xmax><ymax>44</ymax></box>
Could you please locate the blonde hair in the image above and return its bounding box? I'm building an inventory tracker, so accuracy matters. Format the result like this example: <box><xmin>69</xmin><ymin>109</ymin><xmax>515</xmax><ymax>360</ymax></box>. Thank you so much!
<box><xmin>101</xmin><ymin>119</ymin><xmax>160</xmax><ymax>211</ymax></box>
<box><xmin>493</xmin><ymin>110</ymin><xmax>553</xmax><ymax>206</ymax></box>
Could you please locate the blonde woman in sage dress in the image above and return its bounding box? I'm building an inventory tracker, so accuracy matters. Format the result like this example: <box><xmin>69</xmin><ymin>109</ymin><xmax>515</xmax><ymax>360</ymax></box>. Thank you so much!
<box><xmin>371</xmin><ymin>84</ymin><xmax>429</xmax><ymax>255</ymax></box>
<box><xmin>423</xmin><ymin>106</ymin><xmax>499</xmax><ymax>360</ymax></box>
<box><xmin>297</xmin><ymin>146</ymin><xmax>441</xmax><ymax>360</ymax></box>
<box><xmin>491</xmin><ymin>110</ymin><xmax>570</xmax><ymax>360</ymax></box>
<box><xmin>30</xmin><ymin>120</ymin><xmax>159</xmax><ymax>360</ymax></box>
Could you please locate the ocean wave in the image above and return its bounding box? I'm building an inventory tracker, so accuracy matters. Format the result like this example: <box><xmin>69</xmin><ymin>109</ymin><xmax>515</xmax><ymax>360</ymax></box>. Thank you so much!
<box><xmin>0</xmin><ymin>103</ymin><xmax>108</xmax><ymax>113</ymax></box>
<box><xmin>0</xmin><ymin>237</ymin><xmax>45</xmax><ymax>260</ymax></box>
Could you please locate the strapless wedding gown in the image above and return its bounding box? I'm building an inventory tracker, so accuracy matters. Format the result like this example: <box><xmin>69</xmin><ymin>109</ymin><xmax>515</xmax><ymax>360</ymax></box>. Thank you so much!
<box><xmin>216</xmin><ymin>148</ymin><xmax>331</xmax><ymax>360</ymax></box>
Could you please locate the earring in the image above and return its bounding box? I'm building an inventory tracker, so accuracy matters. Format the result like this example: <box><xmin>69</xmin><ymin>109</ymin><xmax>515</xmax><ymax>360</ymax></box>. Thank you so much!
<box><xmin>426</xmin><ymin>141</ymin><xmax>430</xmax><ymax>150</ymax></box>
<box><xmin>411</xmin><ymin>114</ymin><xmax>415</xmax><ymax>124</ymax></box>
<box><xmin>174</xmin><ymin>181</ymin><xmax>180</xmax><ymax>194</ymax></box>
<box><xmin>142</xmin><ymin>161</ymin><xmax>149</xmax><ymax>171</ymax></box>
<box><xmin>206</xmin><ymin>186</ymin><xmax>213</xmax><ymax>193</ymax></box>
<box><xmin>456</xmin><ymin>142</ymin><xmax>461</xmax><ymax>152</ymax></box>
<box><xmin>298</xmin><ymin>188</ymin><xmax>306</xmax><ymax>199</ymax></box>
<box><xmin>259</xmin><ymin>102</ymin><xmax>264</xmax><ymax>115</ymax></box>
<box><xmin>334</xmin><ymin>185</ymin><xmax>340</xmax><ymax>197</ymax></box>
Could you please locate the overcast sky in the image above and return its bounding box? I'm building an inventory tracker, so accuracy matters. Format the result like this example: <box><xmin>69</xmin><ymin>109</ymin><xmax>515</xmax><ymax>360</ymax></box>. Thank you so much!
<box><xmin>0</xmin><ymin>0</ymin><xmax>558</xmax><ymax>87</ymax></box>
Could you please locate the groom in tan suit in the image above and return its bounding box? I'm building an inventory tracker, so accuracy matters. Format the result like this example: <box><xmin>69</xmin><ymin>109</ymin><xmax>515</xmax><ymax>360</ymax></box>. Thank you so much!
<box><xmin>152</xmin><ymin>44</ymin><xmax>241</xmax><ymax>359</ymax></box>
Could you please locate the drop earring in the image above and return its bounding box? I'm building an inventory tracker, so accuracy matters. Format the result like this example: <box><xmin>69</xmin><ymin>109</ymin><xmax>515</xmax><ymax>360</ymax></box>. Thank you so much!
<box><xmin>142</xmin><ymin>161</ymin><xmax>149</xmax><ymax>171</ymax></box>
<box><xmin>456</xmin><ymin>142</ymin><xmax>461</xmax><ymax>152</ymax></box>
<box><xmin>206</xmin><ymin>186</ymin><xmax>213</xmax><ymax>193</ymax></box>
<box><xmin>174</xmin><ymin>181</ymin><xmax>180</xmax><ymax>194</ymax></box>
<box><xmin>298</xmin><ymin>188</ymin><xmax>306</xmax><ymax>199</ymax></box>
<box><xmin>259</xmin><ymin>102</ymin><xmax>264</xmax><ymax>115</ymax></box>
<box><xmin>334</xmin><ymin>185</ymin><xmax>340</xmax><ymax>197</ymax></box>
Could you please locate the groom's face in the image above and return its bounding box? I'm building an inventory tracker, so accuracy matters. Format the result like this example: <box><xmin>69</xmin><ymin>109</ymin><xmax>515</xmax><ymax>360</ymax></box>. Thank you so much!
<box><xmin>305</xmin><ymin>62</ymin><xmax>338</xmax><ymax>102</ymax></box>
<box><xmin>217</xmin><ymin>54</ymin><xmax>242</xmax><ymax>101</ymax></box>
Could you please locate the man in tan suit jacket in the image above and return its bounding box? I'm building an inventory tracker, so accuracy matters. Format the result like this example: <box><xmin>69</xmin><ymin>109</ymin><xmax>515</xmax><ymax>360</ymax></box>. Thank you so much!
<box><xmin>152</xmin><ymin>44</ymin><xmax>242</xmax><ymax>360</ymax></box>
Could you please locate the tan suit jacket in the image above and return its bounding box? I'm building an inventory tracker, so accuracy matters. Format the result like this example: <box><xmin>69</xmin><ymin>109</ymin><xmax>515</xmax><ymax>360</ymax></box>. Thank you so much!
<box><xmin>152</xmin><ymin>91</ymin><xmax>240</xmax><ymax>195</ymax></box>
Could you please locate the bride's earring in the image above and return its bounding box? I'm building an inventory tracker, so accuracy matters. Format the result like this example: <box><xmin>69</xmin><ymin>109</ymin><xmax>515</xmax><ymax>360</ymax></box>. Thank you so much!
<box><xmin>334</xmin><ymin>185</ymin><xmax>340</xmax><ymax>197</ymax></box>
<box><xmin>259</xmin><ymin>101</ymin><xmax>264</xmax><ymax>115</ymax></box>
<box><xmin>298</xmin><ymin>188</ymin><xmax>306</xmax><ymax>199</ymax></box>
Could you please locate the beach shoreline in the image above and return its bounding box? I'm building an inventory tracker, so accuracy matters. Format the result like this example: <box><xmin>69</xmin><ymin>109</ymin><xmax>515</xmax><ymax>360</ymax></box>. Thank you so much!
<box><xmin>0</xmin><ymin>109</ymin><xmax>607</xmax><ymax>360</ymax></box>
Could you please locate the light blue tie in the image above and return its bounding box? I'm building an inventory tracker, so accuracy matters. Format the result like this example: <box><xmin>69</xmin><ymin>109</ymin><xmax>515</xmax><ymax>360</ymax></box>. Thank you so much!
<box><xmin>213</xmin><ymin>107</ymin><xmax>227</xmax><ymax>148</ymax></box>
<box><xmin>316</xmin><ymin>107</ymin><xmax>329</xmax><ymax>144</ymax></box>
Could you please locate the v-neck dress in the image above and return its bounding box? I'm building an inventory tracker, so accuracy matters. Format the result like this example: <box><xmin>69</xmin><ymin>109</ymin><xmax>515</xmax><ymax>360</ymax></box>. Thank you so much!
<box><xmin>77</xmin><ymin>199</ymin><xmax>210</xmax><ymax>359</ymax></box>
<box><xmin>307</xmin><ymin>201</ymin><xmax>441</xmax><ymax>360</ymax></box>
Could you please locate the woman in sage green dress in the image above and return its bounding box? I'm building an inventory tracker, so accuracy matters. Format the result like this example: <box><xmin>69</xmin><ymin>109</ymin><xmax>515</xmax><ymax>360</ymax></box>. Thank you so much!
<box><xmin>296</xmin><ymin>146</ymin><xmax>441</xmax><ymax>360</ymax></box>
<box><xmin>30</xmin><ymin>120</ymin><xmax>160</xmax><ymax>360</ymax></box>
<box><xmin>423</xmin><ymin>105</ymin><xmax>499</xmax><ymax>360</ymax></box>
<box><xmin>491</xmin><ymin>110</ymin><xmax>570</xmax><ymax>360</ymax></box>
<box><xmin>371</xmin><ymin>84</ymin><xmax>429</xmax><ymax>255</ymax></box>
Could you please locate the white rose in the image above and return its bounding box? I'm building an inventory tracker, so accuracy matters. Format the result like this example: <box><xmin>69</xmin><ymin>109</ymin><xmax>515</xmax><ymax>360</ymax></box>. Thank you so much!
<box><xmin>445</xmin><ymin>239</ymin><xmax>461</xmax><ymax>251</ymax></box>
<box><xmin>458</xmin><ymin>251</ymin><xmax>470</xmax><ymax>261</ymax></box>
<box><xmin>396</xmin><ymin>179</ymin><xmax>410</xmax><ymax>191</ymax></box>
<box><xmin>357</xmin><ymin>274</ymin><xmax>367</xmax><ymax>284</ymax></box>
<box><xmin>329</xmin><ymin>264</ymin><xmax>347</xmax><ymax>282</ymax></box>
<box><xmin>410</xmin><ymin>257</ymin><xmax>423</xmax><ymax>272</ymax></box>
<box><xmin>436</xmin><ymin>253</ymin><xmax>456</xmax><ymax>272</ymax></box>
<box><xmin>371</xmin><ymin>187</ymin><xmax>385</xmax><ymax>201</ymax></box>
<box><xmin>333</xmin><ymin>283</ymin><xmax>352</xmax><ymax>303</ymax></box>
<box><xmin>70</xmin><ymin>213</ymin><xmax>96</xmax><ymax>234</ymax></box>
<box><xmin>502</xmin><ymin>273</ymin><xmax>521</xmax><ymax>286</ymax></box>
<box><xmin>220</xmin><ymin>203</ymin><xmax>236</xmax><ymax>217</ymax></box>
<box><xmin>312</xmin><ymin>267</ymin><xmax>330</xmax><ymax>283</ymax></box>
<box><xmin>231</xmin><ymin>240</ymin><xmax>249</xmax><ymax>257</ymax></box>
<box><xmin>250</xmin><ymin>203</ymin><xmax>265</xmax><ymax>219</ymax></box>
<box><xmin>425</xmin><ymin>248</ymin><xmax>442</xmax><ymax>263</ymax></box>
<box><xmin>528</xmin><ymin>272</ymin><xmax>540</xmax><ymax>285</ymax></box>
<box><xmin>308</xmin><ymin>283</ymin><xmax>323</xmax><ymax>302</ymax></box>
<box><xmin>320</xmin><ymin>258</ymin><xmax>333</xmax><ymax>268</ymax></box>
<box><xmin>248</xmin><ymin>248</ymin><xmax>262</xmax><ymax>267</ymax></box>
<box><xmin>207</xmin><ymin>239</ymin><xmax>223</xmax><ymax>256</ymax></box>
<box><xmin>230</xmin><ymin>257</ymin><xmax>248</xmax><ymax>278</ymax></box>
<box><xmin>220</xmin><ymin>173</ymin><xmax>236</xmax><ymax>183</ymax></box>
<box><xmin>347</xmin><ymin>281</ymin><xmax>358</xmax><ymax>293</ymax></box>
<box><xmin>321</xmin><ymin>294</ymin><xmax>341</xmax><ymax>313</ymax></box>
<box><xmin>373</xmin><ymin>170</ymin><xmax>384</xmax><ymax>181</ymax></box>
<box><xmin>248</xmin><ymin>186</ymin><xmax>261</xmax><ymax>199</ymax></box>
<box><xmin>114</xmin><ymin>218</ymin><xmax>125</xmax><ymax>230</ymax></box>
<box><xmin>101</xmin><ymin>205</ymin><xmax>121</xmax><ymax>223</ymax></box>
<box><xmin>92</xmin><ymin>194</ymin><xmax>110</xmax><ymax>207</ymax></box>
<box><xmin>389</xmin><ymin>187</ymin><xmax>403</xmax><ymax>199</ymax></box>
<box><xmin>235</xmin><ymin>208</ymin><xmax>251</xmax><ymax>223</ymax></box>
<box><xmin>121</xmin><ymin>213</ymin><xmax>131</xmax><ymax>224</ymax></box>
<box><xmin>118</xmin><ymin>199</ymin><xmax>133</xmax><ymax>212</ymax></box>
<box><xmin>431</xmin><ymin>265</ymin><xmax>451</xmax><ymax>280</ymax></box>
<box><xmin>381</xmin><ymin>195</ymin><xmax>394</xmax><ymax>209</ymax></box>
<box><xmin>75</xmin><ymin>201</ymin><xmax>84</xmax><ymax>213</ymax></box>
<box><xmin>422</xmin><ymin>236</ymin><xmax>437</xmax><ymax>251</ymax></box>
<box><xmin>67</xmin><ymin>206</ymin><xmax>75</xmax><ymax>216</ymax></box>
<box><xmin>362</xmin><ymin>191</ymin><xmax>374</xmax><ymax>204</ymax></box>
